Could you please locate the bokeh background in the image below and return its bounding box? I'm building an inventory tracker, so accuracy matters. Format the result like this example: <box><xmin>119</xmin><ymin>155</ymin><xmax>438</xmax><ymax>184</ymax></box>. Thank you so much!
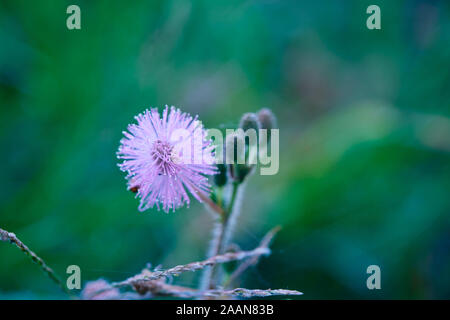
<box><xmin>1</xmin><ymin>0</ymin><xmax>449</xmax><ymax>299</ymax></box>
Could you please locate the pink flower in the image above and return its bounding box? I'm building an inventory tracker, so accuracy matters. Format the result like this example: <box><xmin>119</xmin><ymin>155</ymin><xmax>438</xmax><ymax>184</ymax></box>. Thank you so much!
<box><xmin>117</xmin><ymin>106</ymin><xmax>217</xmax><ymax>213</ymax></box>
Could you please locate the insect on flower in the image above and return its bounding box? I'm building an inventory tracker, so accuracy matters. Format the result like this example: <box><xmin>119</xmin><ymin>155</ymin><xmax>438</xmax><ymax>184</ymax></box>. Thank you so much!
<box><xmin>117</xmin><ymin>106</ymin><xmax>217</xmax><ymax>213</ymax></box>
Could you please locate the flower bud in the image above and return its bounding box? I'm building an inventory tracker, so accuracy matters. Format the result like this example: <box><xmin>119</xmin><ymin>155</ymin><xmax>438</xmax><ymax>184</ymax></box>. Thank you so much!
<box><xmin>257</xmin><ymin>108</ymin><xmax>277</xmax><ymax>151</ymax></box>
<box><xmin>214</xmin><ymin>163</ymin><xmax>228</xmax><ymax>187</ymax></box>
<box><xmin>232</xmin><ymin>163</ymin><xmax>254</xmax><ymax>183</ymax></box>
<box><xmin>257</xmin><ymin>108</ymin><xmax>277</xmax><ymax>131</ymax></box>
<box><xmin>226</xmin><ymin>132</ymin><xmax>254</xmax><ymax>183</ymax></box>
<box><xmin>239</xmin><ymin>113</ymin><xmax>261</xmax><ymax>133</ymax></box>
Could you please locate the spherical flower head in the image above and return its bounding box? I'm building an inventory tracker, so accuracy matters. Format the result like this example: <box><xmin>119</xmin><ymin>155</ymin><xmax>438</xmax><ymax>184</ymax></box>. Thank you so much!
<box><xmin>117</xmin><ymin>106</ymin><xmax>217</xmax><ymax>213</ymax></box>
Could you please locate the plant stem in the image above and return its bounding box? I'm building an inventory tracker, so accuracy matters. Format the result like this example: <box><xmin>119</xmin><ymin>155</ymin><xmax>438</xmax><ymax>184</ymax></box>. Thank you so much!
<box><xmin>219</xmin><ymin>181</ymin><xmax>241</xmax><ymax>254</ymax></box>
<box><xmin>0</xmin><ymin>227</ymin><xmax>72</xmax><ymax>296</ymax></box>
<box><xmin>199</xmin><ymin>216</ymin><xmax>224</xmax><ymax>291</ymax></box>
<box><xmin>223</xmin><ymin>226</ymin><xmax>281</xmax><ymax>288</ymax></box>
<box><xmin>201</xmin><ymin>181</ymin><xmax>242</xmax><ymax>290</ymax></box>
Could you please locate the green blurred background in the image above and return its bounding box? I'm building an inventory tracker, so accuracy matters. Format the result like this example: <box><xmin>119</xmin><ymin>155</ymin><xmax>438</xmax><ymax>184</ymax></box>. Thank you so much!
<box><xmin>1</xmin><ymin>0</ymin><xmax>449</xmax><ymax>299</ymax></box>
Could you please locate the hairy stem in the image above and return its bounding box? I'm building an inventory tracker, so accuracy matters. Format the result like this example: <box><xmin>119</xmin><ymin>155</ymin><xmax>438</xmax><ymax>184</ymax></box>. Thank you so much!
<box><xmin>0</xmin><ymin>227</ymin><xmax>71</xmax><ymax>296</ymax></box>
<box><xmin>219</xmin><ymin>181</ymin><xmax>244</xmax><ymax>255</ymax></box>
<box><xmin>201</xmin><ymin>181</ymin><xmax>243</xmax><ymax>290</ymax></box>
<box><xmin>198</xmin><ymin>217</ymin><xmax>224</xmax><ymax>291</ymax></box>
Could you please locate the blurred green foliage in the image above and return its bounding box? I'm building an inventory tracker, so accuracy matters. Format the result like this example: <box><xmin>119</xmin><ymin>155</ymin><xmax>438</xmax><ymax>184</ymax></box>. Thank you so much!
<box><xmin>0</xmin><ymin>0</ymin><xmax>449</xmax><ymax>299</ymax></box>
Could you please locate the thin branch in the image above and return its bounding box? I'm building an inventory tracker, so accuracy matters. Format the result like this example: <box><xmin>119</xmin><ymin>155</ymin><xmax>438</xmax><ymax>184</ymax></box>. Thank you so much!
<box><xmin>130</xmin><ymin>280</ymin><xmax>302</xmax><ymax>298</ymax></box>
<box><xmin>113</xmin><ymin>227</ymin><xmax>277</xmax><ymax>289</ymax></box>
<box><xmin>225</xmin><ymin>226</ymin><xmax>281</xmax><ymax>288</ymax></box>
<box><xmin>87</xmin><ymin>227</ymin><xmax>302</xmax><ymax>300</ymax></box>
<box><xmin>197</xmin><ymin>191</ymin><xmax>225</xmax><ymax>216</ymax></box>
<box><xmin>132</xmin><ymin>278</ymin><xmax>197</xmax><ymax>297</ymax></box>
<box><xmin>201</xmin><ymin>288</ymin><xmax>302</xmax><ymax>298</ymax></box>
<box><xmin>113</xmin><ymin>245</ymin><xmax>270</xmax><ymax>288</ymax></box>
<box><xmin>0</xmin><ymin>227</ymin><xmax>70</xmax><ymax>295</ymax></box>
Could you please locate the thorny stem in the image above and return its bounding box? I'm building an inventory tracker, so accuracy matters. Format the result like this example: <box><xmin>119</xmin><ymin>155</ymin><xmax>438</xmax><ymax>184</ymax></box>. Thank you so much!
<box><xmin>0</xmin><ymin>227</ymin><xmax>72</xmax><ymax>296</ymax></box>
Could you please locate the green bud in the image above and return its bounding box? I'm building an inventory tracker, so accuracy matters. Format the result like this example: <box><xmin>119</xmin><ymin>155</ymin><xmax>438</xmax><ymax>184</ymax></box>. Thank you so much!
<box><xmin>225</xmin><ymin>133</ymin><xmax>243</xmax><ymax>164</ymax></box>
<box><xmin>226</xmin><ymin>132</ymin><xmax>254</xmax><ymax>183</ymax></box>
<box><xmin>214</xmin><ymin>163</ymin><xmax>228</xmax><ymax>187</ymax></box>
<box><xmin>232</xmin><ymin>163</ymin><xmax>254</xmax><ymax>183</ymax></box>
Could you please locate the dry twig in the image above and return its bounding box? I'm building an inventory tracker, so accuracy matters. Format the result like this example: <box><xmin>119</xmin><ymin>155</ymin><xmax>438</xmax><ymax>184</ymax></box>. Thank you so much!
<box><xmin>225</xmin><ymin>226</ymin><xmax>281</xmax><ymax>288</ymax></box>
<box><xmin>113</xmin><ymin>246</ymin><xmax>270</xmax><ymax>288</ymax></box>
<box><xmin>83</xmin><ymin>226</ymin><xmax>303</xmax><ymax>300</ymax></box>
<box><xmin>0</xmin><ymin>227</ymin><xmax>70</xmax><ymax>295</ymax></box>
<box><xmin>130</xmin><ymin>280</ymin><xmax>302</xmax><ymax>298</ymax></box>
